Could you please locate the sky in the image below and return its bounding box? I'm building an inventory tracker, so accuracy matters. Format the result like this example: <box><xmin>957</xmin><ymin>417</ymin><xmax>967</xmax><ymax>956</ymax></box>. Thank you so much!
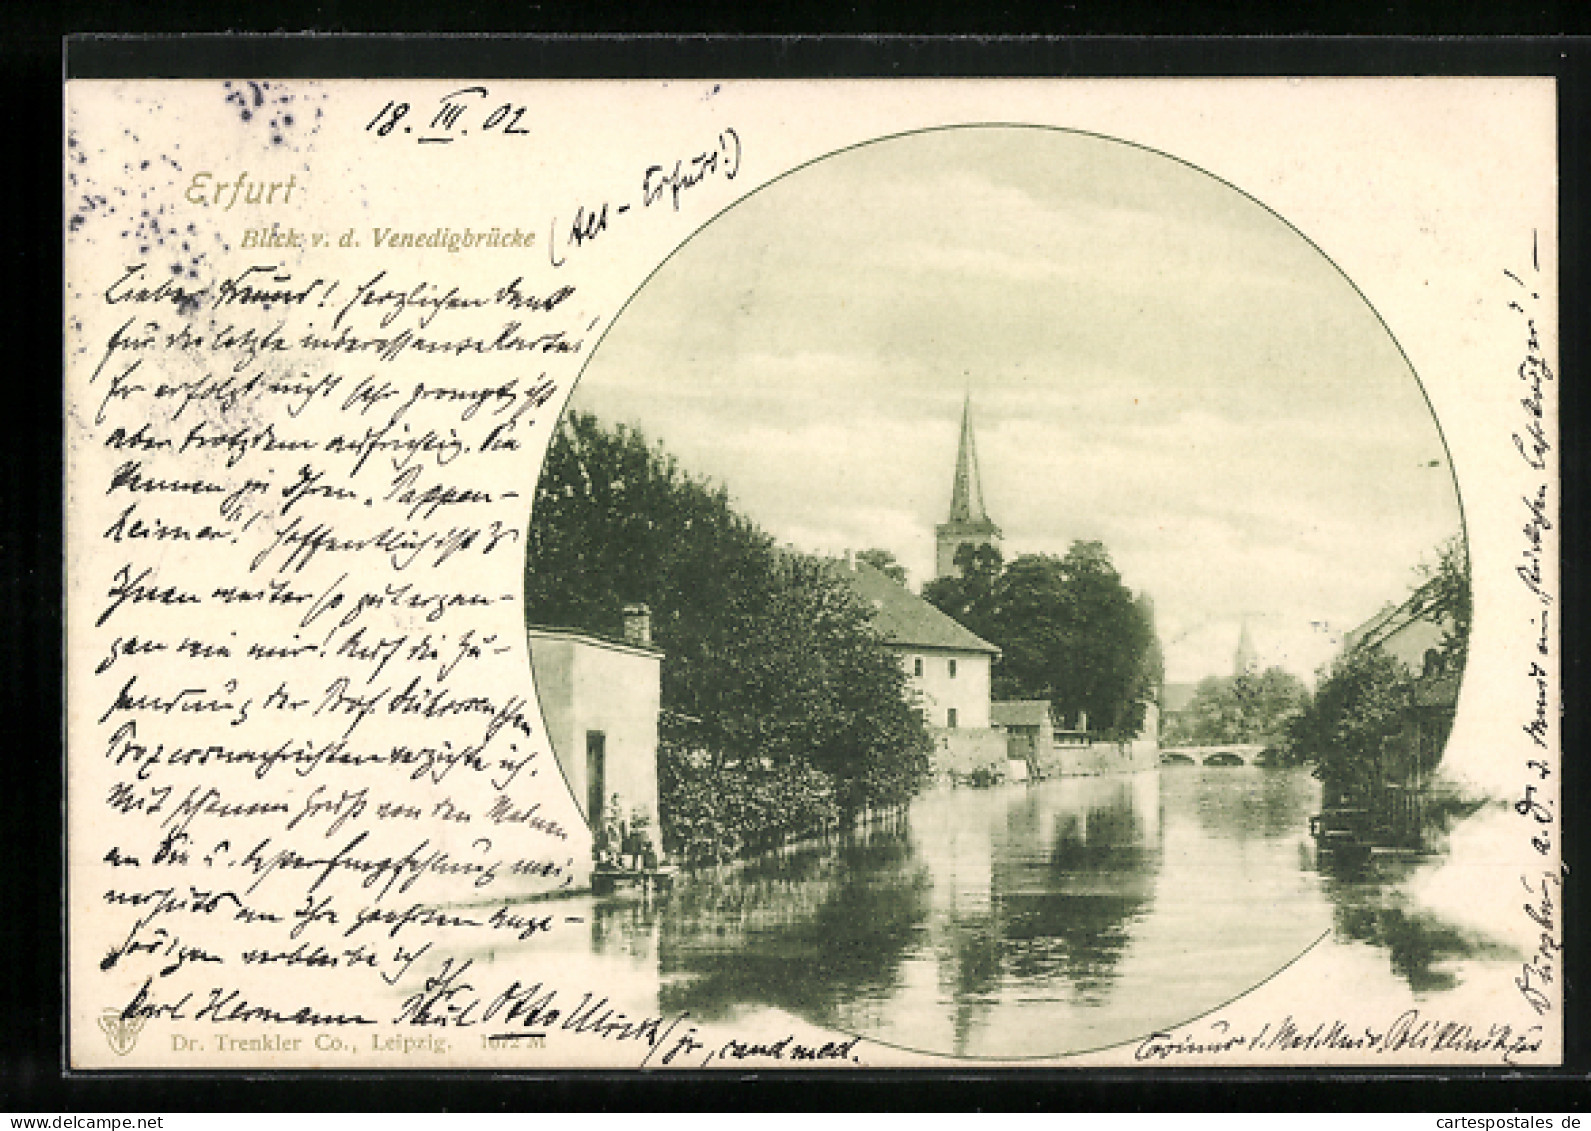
<box><xmin>563</xmin><ymin>127</ymin><xmax>1462</xmax><ymax>686</ymax></box>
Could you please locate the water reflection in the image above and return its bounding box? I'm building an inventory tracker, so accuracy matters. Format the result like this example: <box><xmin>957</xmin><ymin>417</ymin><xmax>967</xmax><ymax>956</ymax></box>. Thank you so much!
<box><xmin>590</xmin><ymin>769</ymin><xmax>1291</xmax><ymax>1055</ymax></box>
<box><xmin>577</xmin><ymin>767</ymin><xmax>1513</xmax><ymax>1057</ymax></box>
<box><xmin>1188</xmin><ymin>766</ymin><xmax>1319</xmax><ymax>841</ymax></box>
<box><xmin>989</xmin><ymin>780</ymin><xmax>1160</xmax><ymax>996</ymax></box>
<box><xmin>651</xmin><ymin>827</ymin><xmax>933</xmax><ymax>1020</ymax></box>
<box><xmin>1316</xmin><ymin>854</ymin><xmax>1515</xmax><ymax>994</ymax></box>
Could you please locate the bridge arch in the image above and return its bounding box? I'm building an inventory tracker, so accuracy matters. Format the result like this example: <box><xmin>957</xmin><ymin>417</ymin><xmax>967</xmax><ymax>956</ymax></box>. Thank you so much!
<box><xmin>1159</xmin><ymin>744</ymin><xmax>1263</xmax><ymax>767</ymax></box>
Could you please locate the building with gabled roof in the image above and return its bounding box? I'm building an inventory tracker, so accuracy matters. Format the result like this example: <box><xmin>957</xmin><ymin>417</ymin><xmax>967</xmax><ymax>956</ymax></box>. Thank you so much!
<box><xmin>1342</xmin><ymin>578</ymin><xmax>1452</xmax><ymax>678</ymax></box>
<box><xmin>846</xmin><ymin>556</ymin><xmax>1000</xmax><ymax>661</ymax></box>
<box><xmin>1325</xmin><ymin>577</ymin><xmax>1465</xmax><ymax>845</ymax></box>
<box><xmin>837</xmin><ymin>556</ymin><xmax>1007</xmax><ymax>776</ymax></box>
<box><xmin>840</xmin><ymin>556</ymin><xmax>999</xmax><ymax>731</ymax></box>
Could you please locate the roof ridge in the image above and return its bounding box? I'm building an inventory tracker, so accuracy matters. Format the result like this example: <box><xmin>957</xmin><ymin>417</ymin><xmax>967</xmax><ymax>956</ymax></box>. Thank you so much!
<box><xmin>842</xmin><ymin>558</ymin><xmax>1000</xmax><ymax>655</ymax></box>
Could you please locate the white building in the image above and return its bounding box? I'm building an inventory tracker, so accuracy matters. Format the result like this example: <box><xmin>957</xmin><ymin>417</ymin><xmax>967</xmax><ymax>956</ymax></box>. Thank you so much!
<box><xmin>527</xmin><ymin>606</ymin><xmax>662</xmax><ymax>849</ymax></box>
<box><xmin>839</xmin><ymin>557</ymin><xmax>1007</xmax><ymax>775</ymax></box>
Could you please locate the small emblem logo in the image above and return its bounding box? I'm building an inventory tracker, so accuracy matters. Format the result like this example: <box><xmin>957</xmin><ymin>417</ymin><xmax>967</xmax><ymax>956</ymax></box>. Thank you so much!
<box><xmin>98</xmin><ymin>1008</ymin><xmax>145</xmax><ymax>1056</ymax></box>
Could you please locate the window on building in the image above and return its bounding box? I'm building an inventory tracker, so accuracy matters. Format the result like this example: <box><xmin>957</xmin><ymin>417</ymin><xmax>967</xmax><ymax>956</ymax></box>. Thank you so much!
<box><xmin>948</xmin><ymin>658</ymin><xmax>958</xmax><ymax>678</ymax></box>
<box><xmin>913</xmin><ymin>656</ymin><xmax>923</xmax><ymax>677</ymax></box>
<box><xmin>947</xmin><ymin>707</ymin><xmax>958</xmax><ymax>728</ymax></box>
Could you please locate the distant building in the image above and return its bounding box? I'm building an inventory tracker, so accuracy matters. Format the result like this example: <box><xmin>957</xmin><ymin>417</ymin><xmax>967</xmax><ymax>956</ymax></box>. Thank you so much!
<box><xmin>991</xmin><ymin>700</ymin><xmax>1053</xmax><ymax>767</ymax></box>
<box><xmin>1233</xmin><ymin>616</ymin><xmax>1258</xmax><ymax>677</ymax></box>
<box><xmin>1162</xmin><ymin>619</ymin><xmax>1261</xmax><ymax>743</ymax></box>
<box><xmin>991</xmin><ymin>697</ymin><xmax>1157</xmax><ymax>778</ymax></box>
<box><xmin>838</xmin><ymin>557</ymin><xmax>1007</xmax><ymax>776</ymax></box>
<box><xmin>527</xmin><ymin>605</ymin><xmax>662</xmax><ymax>862</ymax></box>
<box><xmin>1342</xmin><ymin>581</ymin><xmax>1452</xmax><ymax>677</ymax></box>
<box><xmin>935</xmin><ymin>395</ymin><xmax>1002</xmax><ymax>579</ymax></box>
<box><xmin>1159</xmin><ymin>681</ymin><xmax>1198</xmax><ymax>739</ymax></box>
<box><xmin>1333</xmin><ymin>579</ymin><xmax>1464</xmax><ymax>845</ymax></box>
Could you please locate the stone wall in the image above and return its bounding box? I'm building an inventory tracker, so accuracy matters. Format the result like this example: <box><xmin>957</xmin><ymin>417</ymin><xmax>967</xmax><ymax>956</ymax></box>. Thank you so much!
<box><xmin>1037</xmin><ymin>738</ymin><xmax>1159</xmax><ymax>778</ymax></box>
<box><xmin>927</xmin><ymin>726</ymin><xmax>1009</xmax><ymax>777</ymax></box>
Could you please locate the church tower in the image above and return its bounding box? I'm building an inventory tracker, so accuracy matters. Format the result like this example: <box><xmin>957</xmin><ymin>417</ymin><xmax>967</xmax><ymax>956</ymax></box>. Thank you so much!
<box><xmin>1233</xmin><ymin>615</ymin><xmax>1258</xmax><ymax>677</ymax></box>
<box><xmin>935</xmin><ymin>395</ymin><xmax>1002</xmax><ymax>578</ymax></box>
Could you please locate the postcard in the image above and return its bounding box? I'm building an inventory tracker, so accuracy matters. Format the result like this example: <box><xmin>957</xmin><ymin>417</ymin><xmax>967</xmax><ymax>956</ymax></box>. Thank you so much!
<box><xmin>64</xmin><ymin>74</ymin><xmax>1560</xmax><ymax>1068</ymax></box>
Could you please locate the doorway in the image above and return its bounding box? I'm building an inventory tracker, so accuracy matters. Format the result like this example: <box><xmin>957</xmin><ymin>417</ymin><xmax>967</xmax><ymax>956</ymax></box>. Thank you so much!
<box><xmin>586</xmin><ymin>730</ymin><xmax>606</xmax><ymax>824</ymax></box>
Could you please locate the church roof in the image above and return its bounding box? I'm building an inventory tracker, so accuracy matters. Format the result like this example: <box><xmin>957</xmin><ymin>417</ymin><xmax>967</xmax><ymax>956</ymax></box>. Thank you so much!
<box><xmin>946</xmin><ymin>394</ymin><xmax>997</xmax><ymax>529</ymax></box>
<box><xmin>840</xmin><ymin>559</ymin><xmax>1001</xmax><ymax>655</ymax></box>
<box><xmin>1233</xmin><ymin>616</ymin><xmax>1257</xmax><ymax>676</ymax></box>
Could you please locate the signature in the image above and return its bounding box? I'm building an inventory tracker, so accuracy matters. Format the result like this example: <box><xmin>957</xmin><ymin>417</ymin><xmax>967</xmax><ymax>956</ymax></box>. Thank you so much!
<box><xmin>1516</xmin><ymin>870</ymin><xmax>1562</xmax><ymax>1016</ymax></box>
<box><xmin>1135</xmin><ymin>1010</ymin><xmax>1546</xmax><ymax>1066</ymax></box>
<box><xmin>396</xmin><ymin>959</ymin><xmax>860</xmax><ymax>1067</ymax></box>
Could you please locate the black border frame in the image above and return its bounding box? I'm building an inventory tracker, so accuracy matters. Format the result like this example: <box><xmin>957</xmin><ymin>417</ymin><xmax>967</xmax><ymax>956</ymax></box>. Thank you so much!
<box><xmin>8</xmin><ymin>30</ymin><xmax>1586</xmax><ymax>1112</ymax></box>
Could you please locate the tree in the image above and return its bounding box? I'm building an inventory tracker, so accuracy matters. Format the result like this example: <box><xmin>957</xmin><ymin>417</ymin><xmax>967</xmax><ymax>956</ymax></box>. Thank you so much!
<box><xmin>1419</xmin><ymin>535</ymin><xmax>1471</xmax><ymax>673</ymax></box>
<box><xmin>524</xmin><ymin>411</ymin><xmax>769</xmax><ymax>646</ymax></box>
<box><xmin>1133</xmin><ymin>592</ymin><xmax>1166</xmax><ymax>731</ymax></box>
<box><xmin>1282</xmin><ymin>536</ymin><xmax>1471</xmax><ymax>823</ymax></box>
<box><xmin>525</xmin><ymin>412</ymin><xmax>931</xmax><ymax>850</ymax></box>
<box><xmin>922</xmin><ymin>539</ymin><xmax>1161</xmax><ymax>739</ymax></box>
<box><xmin>683</xmin><ymin>550</ymin><xmax>929</xmax><ymax>811</ymax></box>
<box><xmin>1048</xmin><ymin>542</ymin><xmax>1157</xmax><ymax>736</ymax></box>
<box><xmin>1282</xmin><ymin>535</ymin><xmax>1470</xmax><ymax>792</ymax></box>
<box><xmin>1169</xmin><ymin>667</ymin><xmax>1308</xmax><ymax>746</ymax></box>
<box><xmin>856</xmin><ymin>548</ymin><xmax>908</xmax><ymax>586</ymax></box>
<box><xmin>1286</xmin><ymin>646</ymin><xmax>1414</xmax><ymax>803</ymax></box>
<box><xmin>921</xmin><ymin>542</ymin><xmax>1003</xmax><ymax>627</ymax></box>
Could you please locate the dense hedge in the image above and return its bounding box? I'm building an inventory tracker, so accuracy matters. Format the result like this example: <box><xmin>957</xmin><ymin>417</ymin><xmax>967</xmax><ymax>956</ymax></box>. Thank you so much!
<box><xmin>658</xmin><ymin>742</ymin><xmax>842</xmax><ymax>864</ymax></box>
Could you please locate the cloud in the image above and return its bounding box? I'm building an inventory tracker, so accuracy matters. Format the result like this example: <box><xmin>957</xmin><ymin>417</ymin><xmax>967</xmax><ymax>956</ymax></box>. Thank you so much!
<box><xmin>562</xmin><ymin>128</ymin><xmax>1463</xmax><ymax>685</ymax></box>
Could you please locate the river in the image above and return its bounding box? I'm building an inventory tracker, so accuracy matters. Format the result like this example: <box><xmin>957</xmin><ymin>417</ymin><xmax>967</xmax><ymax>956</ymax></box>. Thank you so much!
<box><xmin>477</xmin><ymin>765</ymin><xmax>1519</xmax><ymax>1060</ymax></box>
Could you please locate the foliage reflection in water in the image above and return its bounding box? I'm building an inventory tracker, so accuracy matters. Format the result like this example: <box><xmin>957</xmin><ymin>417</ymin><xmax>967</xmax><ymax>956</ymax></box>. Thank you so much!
<box><xmin>580</xmin><ymin>767</ymin><xmax>1513</xmax><ymax>1058</ymax></box>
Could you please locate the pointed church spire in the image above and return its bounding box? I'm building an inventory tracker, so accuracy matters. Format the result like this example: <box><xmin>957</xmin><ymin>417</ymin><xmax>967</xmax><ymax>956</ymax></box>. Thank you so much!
<box><xmin>948</xmin><ymin>394</ymin><xmax>990</xmax><ymax>524</ymax></box>
<box><xmin>935</xmin><ymin>393</ymin><xmax>1001</xmax><ymax>579</ymax></box>
<box><xmin>1234</xmin><ymin>615</ymin><xmax>1258</xmax><ymax>677</ymax></box>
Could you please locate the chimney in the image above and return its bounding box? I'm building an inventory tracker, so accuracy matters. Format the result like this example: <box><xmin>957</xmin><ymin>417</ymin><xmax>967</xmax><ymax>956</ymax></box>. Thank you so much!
<box><xmin>1078</xmin><ymin>709</ymin><xmax>1089</xmax><ymax>733</ymax></box>
<box><xmin>622</xmin><ymin>603</ymin><xmax>652</xmax><ymax>647</ymax></box>
<box><xmin>844</xmin><ymin>548</ymin><xmax>853</xmax><ymax>570</ymax></box>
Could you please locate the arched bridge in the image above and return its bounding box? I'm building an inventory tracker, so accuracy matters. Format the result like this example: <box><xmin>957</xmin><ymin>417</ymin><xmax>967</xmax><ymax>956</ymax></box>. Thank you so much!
<box><xmin>1159</xmin><ymin>744</ymin><xmax>1266</xmax><ymax>767</ymax></box>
